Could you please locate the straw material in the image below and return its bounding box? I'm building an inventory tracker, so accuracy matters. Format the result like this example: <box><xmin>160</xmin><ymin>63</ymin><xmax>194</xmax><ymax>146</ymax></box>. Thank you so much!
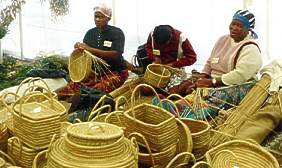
<box><xmin>32</xmin><ymin>150</ymin><xmax>47</xmax><ymax>168</ymax></box>
<box><xmin>175</xmin><ymin>119</ymin><xmax>193</xmax><ymax>156</ymax></box>
<box><xmin>209</xmin><ymin>74</ymin><xmax>272</xmax><ymax>148</ymax></box>
<box><xmin>0</xmin><ymin>124</ymin><xmax>9</xmax><ymax>153</ymax></box>
<box><xmin>144</xmin><ymin>64</ymin><xmax>171</xmax><ymax>88</ymax></box>
<box><xmin>0</xmin><ymin>150</ymin><xmax>16</xmax><ymax>166</ymax></box>
<box><xmin>68</xmin><ymin>49</ymin><xmax>93</xmax><ymax>82</ymax></box>
<box><xmin>205</xmin><ymin>140</ymin><xmax>280</xmax><ymax>168</ymax></box>
<box><xmin>191</xmin><ymin>161</ymin><xmax>212</xmax><ymax>168</ymax></box>
<box><xmin>110</xmin><ymin>77</ymin><xmax>144</xmax><ymax>102</ymax></box>
<box><xmin>46</xmin><ymin>122</ymin><xmax>138</xmax><ymax>168</ymax></box>
<box><xmin>7</xmin><ymin>137</ymin><xmax>39</xmax><ymax>168</ymax></box>
<box><xmin>12</xmin><ymin>92</ymin><xmax>63</xmax><ymax>150</ymax></box>
<box><xmin>124</xmin><ymin>84</ymin><xmax>179</xmax><ymax>152</ymax></box>
<box><xmin>180</xmin><ymin>118</ymin><xmax>211</xmax><ymax>160</ymax></box>
<box><xmin>165</xmin><ymin>152</ymin><xmax>196</xmax><ymax>168</ymax></box>
<box><xmin>0</xmin><ymin>157</ymin><xmax>5</xmax><ymax>168</ymax></box>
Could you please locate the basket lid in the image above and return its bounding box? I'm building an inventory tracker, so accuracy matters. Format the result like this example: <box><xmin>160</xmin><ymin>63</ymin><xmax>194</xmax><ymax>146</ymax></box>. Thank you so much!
<box><xmin>13</xmin><ymin>102</ymin><xmax>60</xmax><ymax>120</ymax></box>
<box><xmin>69</xmin><ymin>49</ymin><xmax>92</xmax><ymax>82</ymax></box>
<box><xmin>67</xmin><ymin>122</ymin><xmax>124</xmax><ymax>142</ymax></box>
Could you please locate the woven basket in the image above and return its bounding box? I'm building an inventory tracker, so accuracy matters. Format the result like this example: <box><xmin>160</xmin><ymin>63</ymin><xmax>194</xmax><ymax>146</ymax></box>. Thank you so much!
<box><xmin>0</xmin><ymin>150</ymin><xmax>16</xmax><ymax>167</ymax></box>
<box><xmin>46</xmin><ymin>122</ymin><xmax>138</xmax><ymax>168</ymax></box>
<box><xmin>0</xmin><ymin>124</ymin><xmax>9</xmax><ymax>153</ymax></box>
<box><xmin>88</xmin><ymin>104</ymin><xmax>112</xmax><ymax>122</ymax></box>
<box><xmin>68</xmin><ymin>49</ymin><xmax>93</xmax><ymax>82</ymax></box>
<box><xmin>124</xmin><ymin>84</ymin><xmax>179</xmax><ymax>152</ymax></box>
<box><xmin>144</xmin><ymin>64</ymin><xmax>171</xmax><ymax>88</ymax></box>
<box><xmin>175</xmin><ymin>119</ymin><xmax>193</xmax><ymax>156</ymax></box>
<box><xmin>205</xmin><ymin>140</ymin><xmax>280</xmax><ymax>168</ymax></box>
<box><xmin>191</xmin><ymin>161</ymin><xmax>212</xmax><ymax>168</ymax></box>
<box><xmin>180</xmin><ymin>118</ymin><xmax>211</xmax><ymax>160</ymax></box>
<box><xmin>12</xmin><ymin>92</ymin><xmax>63</xmax><ymax>150</ymax></box>
<box><xmin>7</xmin><ymin>137</ymin><xmax>39</xmax><ymax>168</ymax></box>
<box><xmin>32</xmin><ymin>150</ymin><xmax>47</xmax><ymax>168</ymax></box>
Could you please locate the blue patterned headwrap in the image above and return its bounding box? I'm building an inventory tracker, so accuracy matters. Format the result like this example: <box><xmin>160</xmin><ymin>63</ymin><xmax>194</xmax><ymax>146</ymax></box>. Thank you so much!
<box><xmin>233</xmin><ymin>10</ymin><xmax>258</xmax><ymax>39</ymax></box>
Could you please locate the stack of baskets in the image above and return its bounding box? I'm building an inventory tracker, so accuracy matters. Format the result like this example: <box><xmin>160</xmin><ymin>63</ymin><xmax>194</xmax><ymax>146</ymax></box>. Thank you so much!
<box><xmin>46</xmin><ymin>122</ymin><xmax>138</xmax><ymax>168</ymax></box>
<box><xmin>144</xmin><ymin>64</ymin><xmax>171</xmax><ymax>88</ymax></box>
<box><xmin>68</xmin><ymin>49</ymin><xmax>93</xmax><ymax>82</ymax></box>
<box><xmin>12</xmin><ymin>92</ymin><xmax>65</xmax><ymax>150</ymax></box>
<box><xmin>124</xmin><ymin>84</ymin><xmax>179</xmax><ymax>166</ymax></box>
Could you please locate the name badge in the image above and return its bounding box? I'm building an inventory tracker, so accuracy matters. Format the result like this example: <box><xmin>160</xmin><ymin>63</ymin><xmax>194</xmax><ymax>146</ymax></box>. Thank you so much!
<box><xmin>153</xmin><ymin>49</ymin><xmax>161</xmax><ymax>56</ymax></box>
<box><xmin>211</xmin><ymin>57</ymin><xmax>219</xmax><ymax>64</ymax></box>
<box><xmin>103</xmin><ymin>41</ymin><xmax>112</xmax><ymax>47</ymax></box>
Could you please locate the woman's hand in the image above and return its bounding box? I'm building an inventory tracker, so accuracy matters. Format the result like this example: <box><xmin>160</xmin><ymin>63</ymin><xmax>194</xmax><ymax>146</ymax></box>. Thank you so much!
<box><xmin>74</xmin><ymin>42</ymin><xmax>90</xmax><ymax>51</ymax></box>
<box><xmin>195</xmin><ymin>78</ymin><xmax>213</xmax><ymax>88</ymax></box>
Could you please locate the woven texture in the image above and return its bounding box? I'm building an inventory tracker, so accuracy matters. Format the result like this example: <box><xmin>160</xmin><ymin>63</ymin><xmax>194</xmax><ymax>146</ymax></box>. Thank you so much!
<box><xmin>206</xmin><ymin>140</ymin><xmax>280</xmax><ymax>168</ymax></box>
<box><xmin>32</xmin><ymin>150</ymin><xmax>47</xmax><ymax>168</ymax></box>
<box><xmin>46</xmin><ymin>122</ymin><xmax>138</xmax><ymax>168</ymax></box>
<box><xmin>68</xmin><ymin>49</ymin><xmax>93</xmax><ymax>82</ymax></box>
<box><xmin>144</xmin><ymin>64</ymin><xmax>171</xmax><ymax>88</ymax></box>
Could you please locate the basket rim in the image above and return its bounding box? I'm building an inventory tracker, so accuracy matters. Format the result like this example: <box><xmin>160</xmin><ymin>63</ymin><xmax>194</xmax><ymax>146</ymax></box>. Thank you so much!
<box><xmin>146</xmin><ymin>64</ymin><xmax>171</xmax><ymax>78</ymax></box>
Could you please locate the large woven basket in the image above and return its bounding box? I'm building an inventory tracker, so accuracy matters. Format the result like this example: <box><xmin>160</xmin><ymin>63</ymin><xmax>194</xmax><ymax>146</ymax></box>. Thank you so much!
<box><xmin>205</xmin><ymin>140</ymin><xmax>280</xmax><ymax>168</ymax></box>
<box><xmin>124</xmin><ymin>84</ymin><xmax>179</xmax><ymax>152</ymax></box>
<box><xmin>68</xmin><ymin>49</ymin><xmax>93</xmax><ymax>82</ymax></box>
<box><xmin>144</xmin><ymin>64</ymin><xmax>171</xmax><ymax>88</ymax></box>
<box><xmin>180</xmin><ymin>118</ymin><xmax>211</xmax><ymax>160</ymax></box>
<box><xmin>12</xmin><ymin>92</ymin><xmax>63</xmax><ymax>150</ymax></box>
<box><xmin>46</xmin><ymin>122</ymin><xmax>138</xmax><ymax>168</ymax></box>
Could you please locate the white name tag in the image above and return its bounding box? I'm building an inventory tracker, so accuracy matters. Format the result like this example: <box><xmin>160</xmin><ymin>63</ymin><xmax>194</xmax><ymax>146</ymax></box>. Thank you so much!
<box><xmin>103</xmin><ymin>41</ymin><xmax>112</xmax><ymax>47</ymax></box>
<box><xmin>211</xmin><ymin>57</ymin><xmax>219</xmax><ymax>64</ymax></box>
<box><xmin>153</xmin><ymin>49</ymin><xmax>161</xmax><ymax>56</ymax></box>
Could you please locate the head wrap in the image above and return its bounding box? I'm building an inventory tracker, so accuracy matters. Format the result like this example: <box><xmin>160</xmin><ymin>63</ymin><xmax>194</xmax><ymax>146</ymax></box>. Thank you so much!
<box><xmin>153</xmin><ymin>25</ymin><xmax>173</xmax><ymax>45</ymax></box>
<box><xmin>233</xmin><ymin>10</ymin><xmax>258</xmax><ymax>39</ymax></box>
<box><xmin>93</xmin><ymin>3</ymin><xmax>112</xmax><ymax>19</ymax></box>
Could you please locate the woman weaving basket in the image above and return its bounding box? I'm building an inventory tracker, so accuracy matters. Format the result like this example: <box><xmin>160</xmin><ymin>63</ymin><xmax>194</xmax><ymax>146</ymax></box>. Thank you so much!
<box><xmin>57</xmin><ymin>3</ymin><xmax>128</xmax><ymax>98</ymax></box>
<box><xmin>167</xmin><ymin>10</ymin><xmax>263</xmax><ymax>119</ymax></box>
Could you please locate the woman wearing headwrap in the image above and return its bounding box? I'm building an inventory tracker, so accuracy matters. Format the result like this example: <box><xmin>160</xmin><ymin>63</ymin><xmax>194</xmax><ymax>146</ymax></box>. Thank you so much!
<box><xmin>196</xmin><ymin>9</ymin><xmax>262</xmax><ymax>88</ymax></box>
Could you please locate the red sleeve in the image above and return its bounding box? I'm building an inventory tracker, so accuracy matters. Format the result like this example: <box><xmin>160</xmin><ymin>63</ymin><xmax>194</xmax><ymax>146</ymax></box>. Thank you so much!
<box><xmin>145</xmin><ymin>33</ymin><xmax>154</xmax><ymax>61</ymax></box>
<box><xmin>172</xmin><ymin>38</ymin><xmax>197</xmax><ymax>68</ymax></box>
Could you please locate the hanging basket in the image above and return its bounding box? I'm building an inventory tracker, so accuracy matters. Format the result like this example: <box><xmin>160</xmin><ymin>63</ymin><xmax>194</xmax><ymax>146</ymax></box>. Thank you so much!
<box><xmin>68</xmin><ymin>49</ymin><xmax>93</xmax><ymax>82</ymax></box>
<box><xmin>144</xmin><ymin>64</ymin><xmax>171</xmax><ymax>88</ymax></box>
<box><xmin>205</xmin><ymin>140</ymin><xmax>280</xmax><ymax>168</ymax></box>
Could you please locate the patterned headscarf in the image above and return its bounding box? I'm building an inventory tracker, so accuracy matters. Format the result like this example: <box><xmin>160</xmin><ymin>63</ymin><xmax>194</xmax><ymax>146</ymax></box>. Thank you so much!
<box><xmin>233</xmin><ymin>10</ymin><xmax>258</xmax><ymax>39</ymax></box>
<box><xmin>93</xmin><ymin>3</ymin><xmax>112</xmax><ymax>19</ymax></box>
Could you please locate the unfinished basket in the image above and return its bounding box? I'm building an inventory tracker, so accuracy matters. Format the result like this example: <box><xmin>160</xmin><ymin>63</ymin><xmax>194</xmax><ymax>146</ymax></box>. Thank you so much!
<box><xmin>46</xmin><ymin>122</ymin><xmax>138</xmax><ymax>168</ymax></box>
<box><xmin>180</xmin><ymin>118</ymin><xmax>211</xmax><ymax>160</ymax></box>
<box><xmin>124</xmin><ymin>84</ymin><xmax>179</xmax><ymax>152</ymax></box>
<box><xmin>205</xmin><ymin>140</ymin><xmax>280</xmax><ymax>168</ymax></box>
<box><xmin>68</xmin><ymin>49</ymin><xmax>93</xmax><ymax>82</ymax></box>
<box><xmin>144</xmin><ymin>64</ymin><xmax>171</xmax><ymax>88</ymax></box>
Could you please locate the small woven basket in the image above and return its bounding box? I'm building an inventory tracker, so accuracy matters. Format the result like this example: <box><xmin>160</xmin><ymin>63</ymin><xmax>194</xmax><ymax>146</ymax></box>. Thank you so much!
<box><xmin>32</xmin><ymin>150</ymin><xmax>47</xmax><ymax>168</ymax></box>
<box><xmin>180</xmin><ymin>118</ymin><xmax>211</xmax><ymax>160</ymax></box>
<box><xmin>144</xmin><ymin>64</ymin><xmax>171</xmax><ymax>88</ymax></box>
<box><xmin>205</xmin><ymin>140</ymin><xmax>280</xmax><ymax>168</ymax></box>
<box><xmin>68</xmin><ymin>49</ymin><xmax>93</xmax><ymax>82</ymax></box>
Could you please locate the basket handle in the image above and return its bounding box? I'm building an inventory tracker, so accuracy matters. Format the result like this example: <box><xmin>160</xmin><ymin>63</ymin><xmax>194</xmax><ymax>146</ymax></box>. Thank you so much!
<box><xmin>91</xmin><ymin>94</ymin><xmax>110</xmax><ymax>112</ymax></box>
<box><xmin>159</xmin><ymin>98</ymin><xmax>180</xmax><ymax>117</ymax></box>
<box><xmin>9</xmin><ymin>136</ymin><xmax>23</xmax><ymax>158</ymax></box>
<box><xmin>168</xmin><ymin>94</ymin><xmax>192</xmax><ymax>108</ymax></box>
<box><xmin>105</xmin><ymin>110</ymin><xmax>124</xmax><ymax>126</ymax></box>
<box><xmin>21</xmin><ymin>84</ymin><xmax>55</xmax><ymax>101</ymax></box>
<box><xmin>12</xmin><ymin>91</ymin><xmax>53</xmax><ymax>117</ymax></box>
<box><xmin>128</xmin><ymin>132</ymin><xmax>155</xmax><ymax>167</ymax></box>
<box><xmin>33</xmin><ymin>150</ymin><xmax>47</xmax><ymax>168</ymax></box>
<box><xmin>73</xmin><ymin>118</ymin><xmax>82</xmax><ymax>123</ymax></box>
<box><xmin>1</xmin><ymin>92</ymin><xmax>20</xmax><ymax>113</ymax></box>
<box><xmin>87</xmin><ymin>123</ymin><xmax>105</xmax><ymax>133</ymax></box>
<box><xmin>130</xmin><ymin>136</ymin><xmax>139</xmax><ymax>161</ymax></box>
<box><xmin>191</xmin><ymin>161</ymin><xmax>212</xmax><ymax>168</ymax></box>
<box><xmin>166</xmin><ymin>152</ymin><xmax>196</xmax><ymax>168</ymax></box>
<box><xmin>131</xmin><ymin>84</ymin><xmax>161</xmax><ymax>107</ymax></box>
<box><xmin>0</xmin><ymin>150</ymin><xmax>16</xmax><ymax>166</ymax></box>
<box><xmin>46</xmin><ymin>134</ymin><xmax>58</xmax><ymax>158</ymax></box>
<box><xmin>115</xmin><ymin>96</ymin><xmax>129</xmax><ymax>111</ymax></box>
<box><xmin>16</xmin><ymin>77</ymin><xmax>52</xmax><ymax>95</ymax></box>
<box><xmin>88</xmin><ymin>104</ymin><xmax>112</xmax><ymax>122</ymax></box>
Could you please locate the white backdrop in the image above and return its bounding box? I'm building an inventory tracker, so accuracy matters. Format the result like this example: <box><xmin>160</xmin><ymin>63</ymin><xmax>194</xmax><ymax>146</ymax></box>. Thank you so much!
<box><xmin>1</xmin><ymin>0</ymin><xmax>281</xmax><ymax>67</ymax></box>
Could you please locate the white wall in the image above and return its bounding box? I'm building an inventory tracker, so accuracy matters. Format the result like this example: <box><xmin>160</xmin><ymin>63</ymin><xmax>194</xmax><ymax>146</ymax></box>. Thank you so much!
<box><xmin>1</xmin><ymin>0</ymin><xmax>281</xmax><ymax>67</ymax></box>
